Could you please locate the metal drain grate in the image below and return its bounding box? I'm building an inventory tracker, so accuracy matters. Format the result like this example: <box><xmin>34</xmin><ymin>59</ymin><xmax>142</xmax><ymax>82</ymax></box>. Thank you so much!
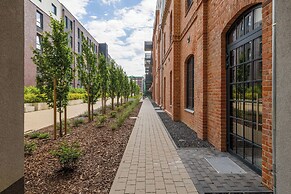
<box><xmin>205</xmin><ymin>157</ymin><xmax>246</xmax><ymax>174</ymax></box>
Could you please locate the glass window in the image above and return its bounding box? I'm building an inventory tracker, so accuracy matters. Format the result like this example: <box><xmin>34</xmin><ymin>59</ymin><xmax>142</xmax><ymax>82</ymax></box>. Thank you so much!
<box><xmin>254</xmin><ymin>7</ymin><xmax>262</xmax><ymax>29</ymax></box>
<box><xmin>245</xmin><ymin>41</ymin><xmax>252</xmax><ymax>62</ymax></box>
<box><xmin>229</xmin><ymin>27</ymin><xmax>237</xmax><ymax>44</ymax></box>
<box><xmin>65</xmin><ymin>16</ymin><xmax>68</xmax><ymax>28</ymax></box>
<box><xmin>52</xmin><ymin>3</ymin><xmax>57</xmax><ymax>15</ymax></box>
<box><xmin>245</xmin><ymin>12</ymin><xmax>253</xmax><ymax>34</ymax></box>
<box><xmin>70</xmin><ymin>20</ymin><xmax>73</xmax><ymax>31</ymax></box>
<box><xmin>78</xmin><ymin>42</ymin><xmax>80</xmax><ymax>53</ymax></box>
<box><xmin>70</xmin><ymin>36</ymin><xmax>73</xmax><ymax>48</ymax></box>
<box><xmin>36</xmin><ymin>34</ymin><xmax>42</xmax><ymax>50</ymax></box>
<box><xmin>237</xmin><ymin>19</ymin><xmax>244</xmax><ymax>38</ymax></box>
<box><xmin>254</xmin><ymin>37</ymin><xmax>262</xmax><ymax>59</ymax></box>
<box><xmin>36</xmin><ymin>11</ymin><xmax>43</xmax><ymax>28</ymax></box>
<box><xmin>78</xmin><ymin>28</ymin><xmax>80</xmax><ymax>39</ymax></box>
<box><xmin>187</xmin><ymin>0</ymin><xmax>193</xmax><ymax>10</ymax></box>
<box><xmin>186</xmin><ymin>56</ymin><xmax>194</xmax><ymax>110</ymax></box>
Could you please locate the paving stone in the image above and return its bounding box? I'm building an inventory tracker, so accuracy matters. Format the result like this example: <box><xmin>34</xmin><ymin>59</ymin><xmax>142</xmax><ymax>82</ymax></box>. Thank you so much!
<box><xmin>110</xmin><ymin>99</ymin><xmax>197</xmax><ymax>194</ymax></box>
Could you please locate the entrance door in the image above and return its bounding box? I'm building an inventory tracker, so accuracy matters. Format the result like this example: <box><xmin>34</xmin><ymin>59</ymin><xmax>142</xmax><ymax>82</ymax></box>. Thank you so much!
<box><xmin>227</xmin><ymin>5</ymin><xmax>263</xmax><ymax>174</ymax></box>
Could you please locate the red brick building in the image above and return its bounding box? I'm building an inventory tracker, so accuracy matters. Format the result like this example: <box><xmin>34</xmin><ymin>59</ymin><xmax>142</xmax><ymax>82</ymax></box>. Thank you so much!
<box><xmin>152</xmin><ymin>0</ymin><xmax>273</xmax><ymax>189</ymax></box>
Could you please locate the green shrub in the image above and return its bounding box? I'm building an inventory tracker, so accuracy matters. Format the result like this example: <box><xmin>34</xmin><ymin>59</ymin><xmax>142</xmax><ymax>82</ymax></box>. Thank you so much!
<box><xmin>116</xmin><ymin>106</ymin><xmax>123</xmax><ymax>112</ymax></box>
<box><xmin>110</xmin><ymin>111</ymin><xmax>117</xmax><ymax>118</ymax></box>
<box><xmin>38</xmin><ymin>133</ymin><xmax>50</xmax><ymax>139</ymax></box>
<box><xmin>30</xmin><ymin>132</ymin><xmax>40</xmax><ymax>139</ymax></box>
<box><xmin>51</xmin><ymin>142</ymin><xmax>82</xmax><ymax>170</ymax></box>
<box><xmin>24</xmin><ymin>142</ymin><xmax>37</xmax><ymax>155</ymax></box>
<box><xmin>68</xmin><ymin>93</ymin><xmax>85</xmax><ymax>100</ymax></box>
<box><xmin>72</xmin><ymin>118</ymin><xmax>85</xmax><ymax>127</ymax></box>
<box><xmin>24</xmin><ymin>93</ymin><xmax>42</xmax><ymax>103</ymax></box>
<box><xmin>69</xmin><ymin>87</ymin><xmax>86</xmax><ymax>94</ymax></box>
<box><xmin>97</xmin><ymin>115</ymin><xmax>107</xmax><ymax>124</ymax></box>
<box><xmin>24</xmin><ymin>86</ymin><xmax>41</xmax><ymax>95</ymax></box>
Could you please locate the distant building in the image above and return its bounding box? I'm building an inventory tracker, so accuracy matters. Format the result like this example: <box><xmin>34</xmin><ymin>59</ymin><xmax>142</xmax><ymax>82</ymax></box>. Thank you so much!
<box><xmin>144</xmin><ymin>41</ymin><xmax>153</xmax><ymax>97</ymax></box>
<box><xmin>129</xmin><ymin>76</ymin><xmax>144</xmax><ymax>92</ymax></box>
<box><xmin>24</xmin><ymin>0</ymin><xmax>111</xmax><ymax>87</ymax></box>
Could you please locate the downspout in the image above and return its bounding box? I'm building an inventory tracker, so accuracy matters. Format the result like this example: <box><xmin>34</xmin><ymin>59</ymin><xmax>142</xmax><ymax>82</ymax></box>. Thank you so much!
<box><xmin>272</xmin><ymin>0</ymin><xmax>277</xmax><ymax>193</ymax></box>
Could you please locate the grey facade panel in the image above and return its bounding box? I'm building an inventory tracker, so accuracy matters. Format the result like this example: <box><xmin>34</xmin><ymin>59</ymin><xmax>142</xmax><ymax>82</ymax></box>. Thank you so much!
<box><xmin>0</xmin><ymin>0</ymin><xmax>24</xmax><ymax>192</ymax></box>
<box><xmin>275</xmin><ymin>0</ymin><xmax>291</xmax><ymax>192</ymax></box>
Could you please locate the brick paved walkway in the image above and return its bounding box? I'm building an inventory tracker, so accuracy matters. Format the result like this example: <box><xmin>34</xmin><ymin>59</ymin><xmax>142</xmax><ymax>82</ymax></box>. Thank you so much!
<box><xmin>110</xmin><ymin>99</ymin><xmax>198</xmax><ymax>194</ymax></box>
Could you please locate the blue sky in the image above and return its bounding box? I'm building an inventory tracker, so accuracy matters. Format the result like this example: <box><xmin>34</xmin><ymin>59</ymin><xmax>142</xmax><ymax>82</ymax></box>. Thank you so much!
<box><xmin>59</xmin><ymin>0</ymin><xmax>156</xmax><ymax>76</ymax></box>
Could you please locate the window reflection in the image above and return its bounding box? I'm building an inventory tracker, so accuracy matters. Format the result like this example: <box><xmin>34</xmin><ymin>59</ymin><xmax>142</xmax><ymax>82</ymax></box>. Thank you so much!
<box><xmin>245</xmin><ymin>12</ymin><xmax>253</xmax><ymax>34</ymax></box>
<box><xmin>245</xmin><ymin>42</ymin><xmax>252</xmax><ymax>62</ymax></box>
<box><xmin>237</xmin><ymin>20</ymin><xmax>244</xmax><ymax>38</ymax></box>
<box><xmin>254</xmin><ymin>8</ymin><xmax>262</xmax><ymax>29</ymax></box>
<box><xmin>245</xmin><ymin>141</ymin><xmax>253</xmax><ymax>162</ymax></box>
<box><xmin>254</xmin><ymin>61</ymin><xmax>262</xmax><ymax>80</ymax></box>
<box><xmin>254</xmin><ymin>37</ymin><xmax>262</xmax><ymax>59</ymax></box>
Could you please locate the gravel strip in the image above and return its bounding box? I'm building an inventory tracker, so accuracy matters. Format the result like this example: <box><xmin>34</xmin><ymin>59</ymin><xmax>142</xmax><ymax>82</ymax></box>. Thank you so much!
<box><xmin>152</xmin><ymin>101</ymin><xmax>210</xmax><ymax>148</ymax></box>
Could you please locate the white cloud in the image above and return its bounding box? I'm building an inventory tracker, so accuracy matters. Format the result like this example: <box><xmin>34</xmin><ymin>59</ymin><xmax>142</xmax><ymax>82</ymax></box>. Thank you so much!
<box><xmin>59</xmin><ymin>0</ymin><xmax>90</xmax><ymax>19</ymax></box>
<box><xmin>101</xmin><ymin>0</ymin><xmax>121</xmax><ymax>5</ymax></box>
<box><xmin>90</xmin><ymin>15</ymin><xmax>98</xmax><ymax>19</ymax></box>
<box><xmin>85</xmin><ymin>0</ymin><xmax>156</xmax><ymax>76</ymax></box>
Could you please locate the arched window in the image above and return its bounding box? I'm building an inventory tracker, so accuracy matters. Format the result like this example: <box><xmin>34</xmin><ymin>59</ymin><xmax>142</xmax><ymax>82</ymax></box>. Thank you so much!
<box><xmin>186</xmin><ymin>56</ymin><xmax>194</xmax><ymax>110</ymax></box>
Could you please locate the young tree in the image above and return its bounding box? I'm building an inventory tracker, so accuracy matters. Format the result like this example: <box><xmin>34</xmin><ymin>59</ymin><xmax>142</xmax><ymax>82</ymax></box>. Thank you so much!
<box><xmin>122</xmin><ymin>74</ymin><xmax>130</xmax><ymax>103</ymax></box>
<box><xmin>97</xmin><ymin>54</ymin><xmax>109</xmax><ymax>114</ymax></box>
<box><xmin>115</xmin><ymin>66</ymin><xmax>123</xmax><ymax>106</ymax></box>
<box><xmin>108</xmin><ymin>60</ymin><xmax>117</xmax><ymax>110</ymax></box>
<box><xmin>129</xmin><ymin>78</ymin><xmax>135</xmax><ymax>97</ymax></box>
<box><xmin>32</xmin><ymin>18</ymin><xmax>73</xmax><ymax>139</ymax></box>
<box><xmin>76</xmin><ymin>35</ymin><xmax>98</xmax><ymax>122</ymax></box>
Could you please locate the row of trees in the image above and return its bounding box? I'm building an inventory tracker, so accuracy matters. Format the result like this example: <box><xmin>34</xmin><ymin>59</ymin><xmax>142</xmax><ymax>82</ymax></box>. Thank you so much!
<box><xmin>32</xmin><ymin>18</ymin><xmax>140</xmax><ymax>140</ymax></box>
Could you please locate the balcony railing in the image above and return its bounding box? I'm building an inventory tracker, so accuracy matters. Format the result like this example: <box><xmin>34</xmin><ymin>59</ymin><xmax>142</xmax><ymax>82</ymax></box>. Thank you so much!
<box><xmin>144</xmin><ymin>41</ymin><xmax>153</xmax><ymax>51</ymax></box>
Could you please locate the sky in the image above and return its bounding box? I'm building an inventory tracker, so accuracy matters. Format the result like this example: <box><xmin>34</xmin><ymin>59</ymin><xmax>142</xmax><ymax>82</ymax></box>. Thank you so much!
<box><xmin>58</xmin><ymin>0</ymin><xmax>156</xmax><ymax>77</ymax></box>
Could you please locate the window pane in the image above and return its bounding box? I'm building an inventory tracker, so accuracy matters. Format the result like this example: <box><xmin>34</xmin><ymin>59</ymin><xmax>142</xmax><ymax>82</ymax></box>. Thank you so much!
<box><xmin>230</xmin><ymin>84</ymin><xmax>236</xmax><ymax>100</ymax></box>
<box><xmin>230</xmin><ymin>49</ymin><xmax>236</xmax><ymax>66</ymax></box>
<box><xmin>229</xmin><ymin>27</ymin><xmax>237</xmax><ymax>44</ymax></box>
<box><xmin>231</xmin><ymin>102</ymin><xmax>236</xmax><ymax>117</ymax></box>
<box><xmin>254</xmin><ymin>61</ymin><xmax>262</xmax><ymax>80</ymax></box>
<box><xmin>230</xmin><ymin>134</ymin><xmax>237</xmax><ymax>152</ymax></box>
<box><xmin>244</xmin><ymin>63</ymin><xmax>252</xmax><ymax>82</ymax></box>
<box><xmin>236</xmin><ymin>64</ymin><xmax>244</xmax><ymax>82</ymax></box>
<box><xmin>254</xmin><ymin>8</ymin><xmax>262</xmax><ymax>29</ymax></box>
<box><xmin>237</xmin><ymin>84</ymin><xmax>244</xmax><ymax>101</ymax></box>
<box><xmin>254</xmin><ymin>37</ymin><xmax>262</xmax><ymax>59</ymax></box>
<box><xmin>245</xmin><ymin>100</ymin><xmax>253</xmax><ymax>121</ymax></box>
<box><xmin>245</xmin><ymin>141</ymin><xmax>253</xmax><ymax>162</ymax></box>
<box><xmin>237</xmin><ymin>19</ymin><xmax>244</xmax><ymax>38</ymax></box>
<box><xmin>245</xmin><ymin>82</ymin><xmax>252</xmax><ymax>100</ymax></box>
<box><xmin>237</xmin><ymin>137</ymin><xmax>244</xmax><ymax>157</ymax></box>
<box><xmin>254</xmin><ymin>146</ymin><xmax>262</xmax><ymax>168</ymax></box>
<box><xmin>253</xmin><ymin>82</ymin><xmax>262</xmax><ymax>99</ymax></box>
<box><xmin>237</xmin><ymin>46</ymin><xmax>245</xmax><ymax>64</ymax></box>
<box><xmin>245</xmin><ymin>12</ymin><xmax>253</xmax><ymax>34</ymax></box>
<box><xmin>230</xmin><ymin>67</ymin><xmax>236</xmax><ymax>83</ymax></box>
<box><xmin>237</xmin><ymin>120</ymin><xmax>243</xmax><ymax>137</ymax></box>
<box><xmin>254</xmin><ymin>124</ymin><xmax>262</xmax><ymax>145</ymax></box>
<box><xmin>245</xmin><ymin>42</ymin><xmax>252</xmax><ymax>62</ymax></box>
<box><xmin>245</xmin><ymin>121</ymin><xmax>253</xmax><ymax>141</ymax></box>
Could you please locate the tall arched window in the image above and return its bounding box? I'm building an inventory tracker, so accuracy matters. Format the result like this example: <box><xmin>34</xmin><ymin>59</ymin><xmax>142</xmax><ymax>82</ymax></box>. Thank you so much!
<box><xmin>186</xmin><ymin>56</ymin><xmax>194</xmax><ymax>110</ymax></box>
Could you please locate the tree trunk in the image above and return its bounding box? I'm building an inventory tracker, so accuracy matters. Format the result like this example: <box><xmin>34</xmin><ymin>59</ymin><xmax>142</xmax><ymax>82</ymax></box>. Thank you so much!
<box><xmin>53</xmin><ymin>79</ymin><xmax>57</xmax><ymax>140</ymax></box>
<box><xmin>117</xmin><ymin>96</ymin><xmax>119</xmax><ymax>106</ymax></box>
<box><xmin>91</xmin><ymin>101</ymin><xmax>94</xmax><ymax>121</ymax></box>
<box><xmin>59</xmin><ymin>110</ymin><xmax>62</xmax><ymax>137</ymax></box>
<box><xmin>64</xmin><ymin>106</ymin><xmax>67</xmax><ymax>135</ymax></box>
<box><xmin>103</xmin><ymin>95</ymin><xmax>106</xmax><ymax>114</ymax></box>
<box><xmin>88</xmin><ymin>87</ymin><xmax>91</xmax><ymax>122</ymax></box>
<box><xmin>111</xmin><ymin>97</ymin><xmax>114</xmax><ymax>110</ymax></box>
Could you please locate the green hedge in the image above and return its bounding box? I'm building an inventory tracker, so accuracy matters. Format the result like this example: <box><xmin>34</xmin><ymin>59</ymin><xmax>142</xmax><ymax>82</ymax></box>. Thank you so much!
<box><xmin>24</xmin><ymin>86</ymin><xmax>85</xmax><ymax>103</ymax></box>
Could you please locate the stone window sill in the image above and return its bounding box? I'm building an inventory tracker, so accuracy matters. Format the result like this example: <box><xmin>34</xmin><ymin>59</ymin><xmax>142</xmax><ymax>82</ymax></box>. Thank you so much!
<box><xmin>184</xmin><ymin>109</ymin><xmax>194</xmax><ymax>114</ymax></box>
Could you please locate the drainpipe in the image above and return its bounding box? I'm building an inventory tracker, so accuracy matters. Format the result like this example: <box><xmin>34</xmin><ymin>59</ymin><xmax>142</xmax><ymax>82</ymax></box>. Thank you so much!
<box><xmin>272</xmin><ymin>0</ymin><xmax>277</xmax><ymax>193</ymax></box>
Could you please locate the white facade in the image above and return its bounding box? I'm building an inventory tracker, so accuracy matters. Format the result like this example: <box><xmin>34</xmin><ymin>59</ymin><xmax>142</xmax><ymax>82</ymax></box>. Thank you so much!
<box><xmin>30</xmin><ymin>0</ymin><xmax>62</xmax><ymax>19</ymax></box>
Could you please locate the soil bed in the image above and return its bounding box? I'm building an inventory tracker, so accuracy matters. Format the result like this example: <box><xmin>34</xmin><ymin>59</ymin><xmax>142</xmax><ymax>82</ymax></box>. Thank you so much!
<box><xmin>25</xmin><ymin>102</ymin><xmax>142</xmax><ymax>194</ymax></box>
<box><xmin>151</xmin><ymin>101</ymin><xmax>210</xmax><ymax>148</ymax></box>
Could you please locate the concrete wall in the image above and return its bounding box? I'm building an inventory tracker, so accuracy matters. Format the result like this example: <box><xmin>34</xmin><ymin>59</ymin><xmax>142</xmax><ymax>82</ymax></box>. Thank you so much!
<box><xmin>0</xmin><ymin>0</ymin><xmax>24</xmax><ymax>193</ymax></box>
<box><xmin>275</xmin><ymin>0</ymin><xmax>291</xmax><ymax>192</ymax></box>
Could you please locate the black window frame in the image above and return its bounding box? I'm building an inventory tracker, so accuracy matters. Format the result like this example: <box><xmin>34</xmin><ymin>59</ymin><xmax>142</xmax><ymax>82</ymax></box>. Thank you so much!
<box><xmin>52</xmin><ymin>3</ymin><xmax>57</xmax><ymax>15</ymax></box>
<box><xmin>186</xmin><ymin>55</ymin><xmax>194</xmax><ymax>110</ymax></box>
<box><xmin>36</xmin><ymin>10</ymin><xmax>43</xmax><ymax>29</ymax></box>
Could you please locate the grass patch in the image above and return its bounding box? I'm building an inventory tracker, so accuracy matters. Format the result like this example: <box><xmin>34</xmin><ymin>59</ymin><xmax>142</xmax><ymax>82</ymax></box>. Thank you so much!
<box><xmin>72</xmin><ymin>118</ymin><xmax>85</xmax><ymax>127</ymax></box>
<box><xmin>24</xmin><ymin>142</ymin><xmax>37</xmax><ymax>155</ymax></box>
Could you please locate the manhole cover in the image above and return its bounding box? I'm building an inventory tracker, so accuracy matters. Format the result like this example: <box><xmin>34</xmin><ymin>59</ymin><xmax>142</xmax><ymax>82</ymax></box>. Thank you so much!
<box><xmin>205</xmin><ymin>157</ymin><xmax>246</xmax><ymax>174</ymax></box>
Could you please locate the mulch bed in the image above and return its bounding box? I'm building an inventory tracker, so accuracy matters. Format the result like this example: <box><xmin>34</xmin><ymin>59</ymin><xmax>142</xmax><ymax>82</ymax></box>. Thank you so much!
<box><xmin>24</xmin><ymin>102</ymin><xmax>142</xmax><ymax>194</ymax></box>
<box><xmin>151</xmin><ymin>101</ymin><xmax>210</xmax><ymax>148</ymax></box>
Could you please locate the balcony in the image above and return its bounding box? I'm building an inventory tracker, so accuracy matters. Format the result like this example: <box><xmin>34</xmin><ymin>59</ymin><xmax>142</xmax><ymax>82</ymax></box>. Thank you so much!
<box><xmin>144</xmin><ymin>41</ymin><xmax>153</xmax><ymax>51</ymax></box>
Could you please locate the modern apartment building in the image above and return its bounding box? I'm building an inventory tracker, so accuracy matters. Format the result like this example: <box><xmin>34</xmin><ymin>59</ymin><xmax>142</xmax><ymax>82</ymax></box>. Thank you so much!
<box><xmin>144</xmin><ymin>41</ymin><xmax>153</xmax><ymax>97</ymax></box>
<box><xmin>152</xmin><ymin>0</ymin><xmax>273</xmax><ymax>189</ymax></box>
<box><xmin>129</xmin><ymin>76</ymin><xmax>144</xmax><ymax>92</ymax></box>
<box><xmin>24</xmin><ymin>0</ymin><xmax>107</xmax><ymax>87</ymax></box>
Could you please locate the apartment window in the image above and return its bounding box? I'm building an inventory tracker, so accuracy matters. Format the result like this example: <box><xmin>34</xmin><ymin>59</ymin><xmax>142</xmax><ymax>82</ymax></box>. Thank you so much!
<box><xmin>36</xmin><ymin>34</ymin><xmax>42</xmax><ymax>50</ymax></box>
<box><xmin>65</xmin><ymin>16</ymin><xmax>68</xmax><ymax>28</ymax></box>
<box><xmin>70</xmin><ymin>36</ymin><xmax>73</xmax><ymax>48</ymax></box>
<box><xmin>70</xmin><ymin>20</ymin><xmax>73</xmax><ymax>31</ymax></box>
<box><xmin>186</xmin><ymin>0</ymin><xmax>193</xmax><ymax>11</ymax></box>
<box><xmin>78</xmin><ymin>28</ymin><xmax>80</xmax><ymax>39</ymax></box>
<box><xmin>36</xmin><ymin>11</ymin><xmax>43</xmax><ymax>29</ymax></box>
<box><xmin>52</xmin><ymin>3</ymin><xmax>57</xmax><ymax>15</ymax></box>
<box><xmin>78</xmin><ymin>42</ymin><xmax>80</xmax><ymax>53</ymax></box>
<box><xmin>186</xmin><ymin>56</ymin><xmax>194</xmax><ymax>110</ymax></box>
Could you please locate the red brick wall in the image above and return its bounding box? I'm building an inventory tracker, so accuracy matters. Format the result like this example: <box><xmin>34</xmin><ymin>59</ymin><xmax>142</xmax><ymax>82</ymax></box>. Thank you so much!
<box><xmin>152</xmin><ymin>0</ymin><xmax>273</xmax><ymax>189</ymax></box>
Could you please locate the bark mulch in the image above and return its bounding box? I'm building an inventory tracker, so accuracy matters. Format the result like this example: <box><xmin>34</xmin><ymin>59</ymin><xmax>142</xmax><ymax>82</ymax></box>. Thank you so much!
<box><xmin>24</xmin><ymin>102</ymin><xmax>142</xmax><ymax>194</ymax></box>
<box><xmin>151</xmin><ymin>101</ymin><xmax>210</xmax><ymax>148</ymax></box>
